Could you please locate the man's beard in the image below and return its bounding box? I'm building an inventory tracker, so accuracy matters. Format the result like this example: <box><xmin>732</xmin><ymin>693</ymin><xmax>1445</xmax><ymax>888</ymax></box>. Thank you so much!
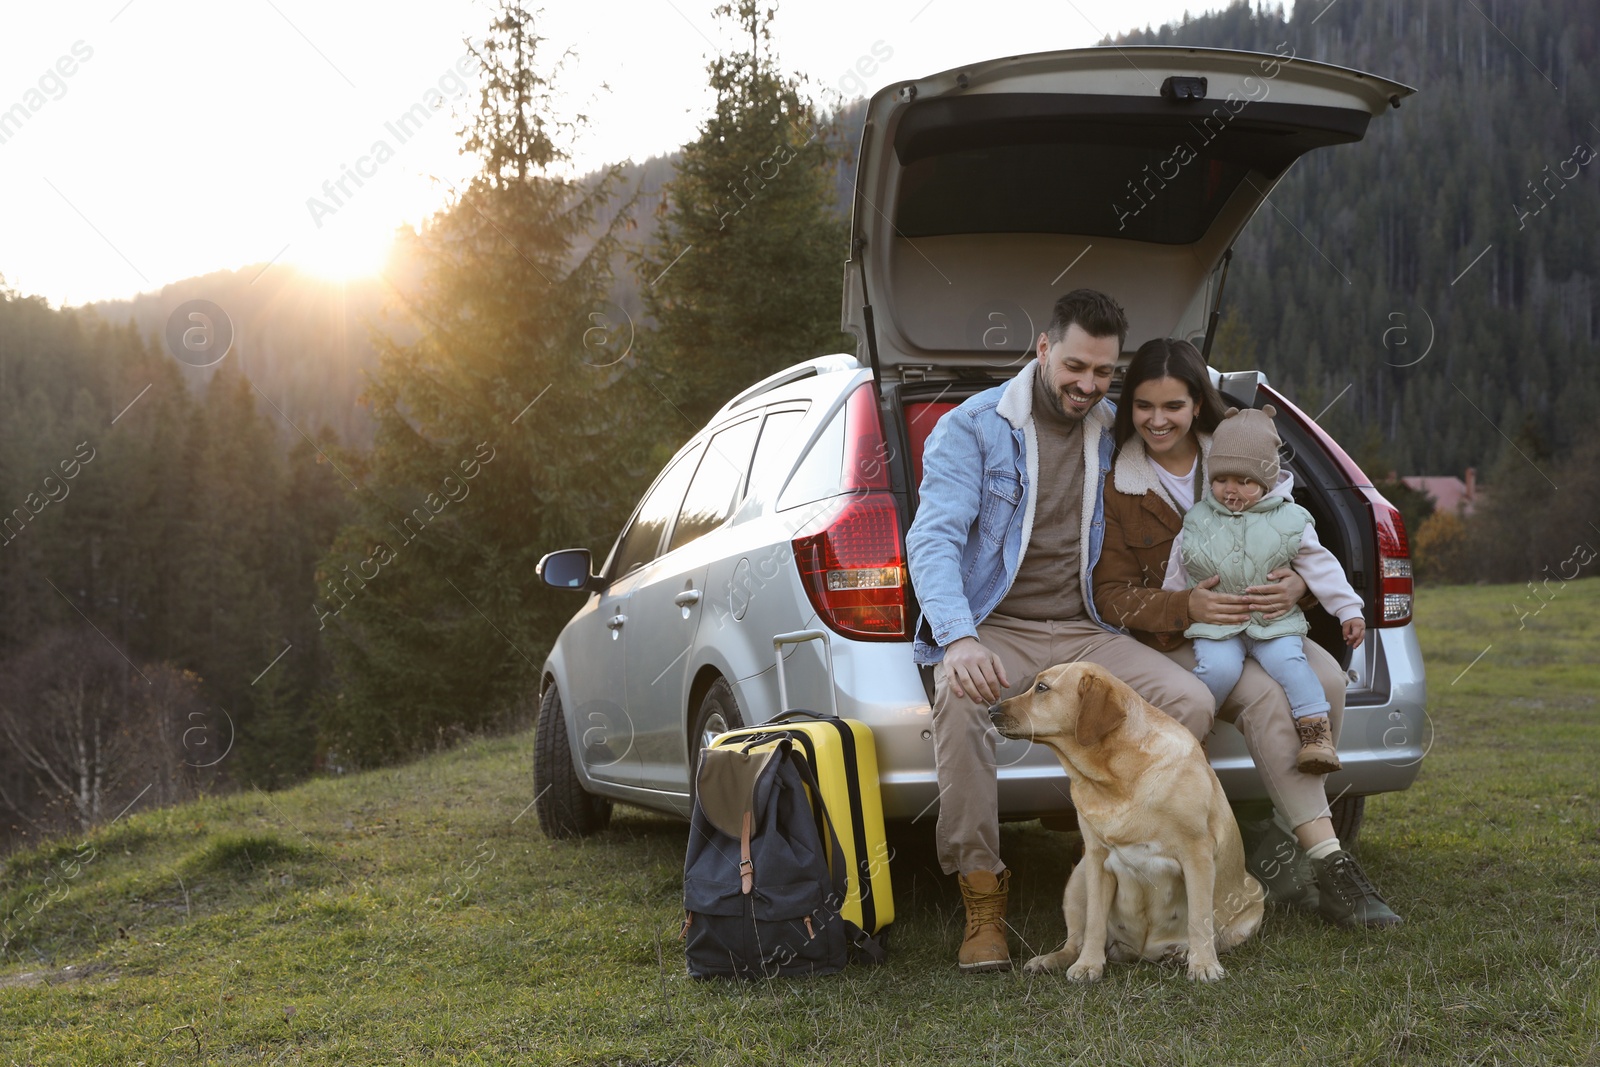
<box><xmin>1043</xmin><ymin>382</ymin><xmax>1098</xmax><ymax>421</ymax></box>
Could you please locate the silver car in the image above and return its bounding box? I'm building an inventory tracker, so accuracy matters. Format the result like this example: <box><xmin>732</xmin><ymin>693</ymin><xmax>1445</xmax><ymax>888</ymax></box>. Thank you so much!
<box><xmin>534</xmin><ymin>46</ymin><xmax>1425</xmax><ymax>842</ymax></box>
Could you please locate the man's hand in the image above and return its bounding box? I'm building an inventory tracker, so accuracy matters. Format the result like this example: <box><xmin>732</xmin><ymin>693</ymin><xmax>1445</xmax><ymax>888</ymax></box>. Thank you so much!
<box><xmin>1188</xmin><ymin>576</ymin><xmax>1253</xmax><ymax>626</ymax></box>
<box><xmin>1342</xmin><ymin>618</ymin><xmax>1365</xmax><ymax>649</ymax></box>
<box><xmin>943</xmin><ymin>636</ymin><xmax>1011</xmax><ymax>704</ymax></box>
<box><xmin>1244</xmin><ymin>567</ymin><xmax>1309</xmax><ymax>621</ymax></box>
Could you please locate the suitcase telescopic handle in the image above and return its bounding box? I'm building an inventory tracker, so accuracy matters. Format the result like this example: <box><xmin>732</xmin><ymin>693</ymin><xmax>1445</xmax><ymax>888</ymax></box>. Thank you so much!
<box><xmin>772</xmin><ymin>629</ymin><xmax>839</xmax><ymax>719</ymax></box>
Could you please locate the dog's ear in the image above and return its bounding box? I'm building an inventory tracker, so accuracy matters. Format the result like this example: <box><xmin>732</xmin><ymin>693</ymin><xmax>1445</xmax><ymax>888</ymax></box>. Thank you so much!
<box><xmin>1075</xmin><ymin>669</ymin><xmax>1127</xmax><ymax>747</ymax></box>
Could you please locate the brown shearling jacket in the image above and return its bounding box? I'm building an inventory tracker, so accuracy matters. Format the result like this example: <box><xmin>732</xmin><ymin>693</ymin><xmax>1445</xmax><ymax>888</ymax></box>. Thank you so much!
<box><xmin>1093</xmin><ymin>435</ymin><xmax>1210</xmax><ymax>650</ymax></box>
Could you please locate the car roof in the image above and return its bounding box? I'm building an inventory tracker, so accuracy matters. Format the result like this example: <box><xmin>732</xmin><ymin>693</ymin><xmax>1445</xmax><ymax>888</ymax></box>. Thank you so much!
<box><xmin>711</xmin><ymin>353</ymin><xmax>861</xmax><ymax>422</ymax></box>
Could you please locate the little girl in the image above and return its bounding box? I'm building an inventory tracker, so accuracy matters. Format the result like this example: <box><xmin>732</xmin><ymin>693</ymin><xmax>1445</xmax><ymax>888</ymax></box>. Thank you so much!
<box><xmin>1162</xmin><ymin>406</ymin><xmax>1365</xmax><ymax>773</ymax></box>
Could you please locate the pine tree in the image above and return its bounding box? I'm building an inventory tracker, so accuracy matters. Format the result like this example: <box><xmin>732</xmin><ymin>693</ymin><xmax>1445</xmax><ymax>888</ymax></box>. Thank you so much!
<box><xmin>1208</xmin><ymin>306</ymin><xmax>1261</xmax><ymax>373</ymax></box>
<box><xmin>317</xmin><ymin>1</ymin><xmax>656</xmax><ymax>766</ymax></box>
<box><xmin>638</xmin><ymin>0</ymin><xmax>851</xmax><ymax>427</ymax></box>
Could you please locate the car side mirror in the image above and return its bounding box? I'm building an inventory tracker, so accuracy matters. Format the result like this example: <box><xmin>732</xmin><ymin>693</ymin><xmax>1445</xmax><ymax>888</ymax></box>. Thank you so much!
<box><xmin>538</xmin><ymin>548</ymin><xmax>600</xmax><ymax>592</ymax></box>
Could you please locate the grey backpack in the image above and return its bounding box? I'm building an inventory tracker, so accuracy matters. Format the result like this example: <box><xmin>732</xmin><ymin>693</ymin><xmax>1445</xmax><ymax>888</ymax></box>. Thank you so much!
<box><xmin>682</xmin><ymin>738</ymin><xmax>862</xmax><ymax>979</ymax></box>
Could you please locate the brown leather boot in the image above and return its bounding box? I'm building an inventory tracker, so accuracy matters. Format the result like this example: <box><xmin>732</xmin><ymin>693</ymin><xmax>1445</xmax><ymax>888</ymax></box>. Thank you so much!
<box><xmin>957</xmin><ymin>869</ymin><xmax>1011</xmax><ymax>972</ymax></box>
<box><xmin>1295</xmin><ymin>715</ymin><xmax>1342</xmax><ymax>774</ymax></box>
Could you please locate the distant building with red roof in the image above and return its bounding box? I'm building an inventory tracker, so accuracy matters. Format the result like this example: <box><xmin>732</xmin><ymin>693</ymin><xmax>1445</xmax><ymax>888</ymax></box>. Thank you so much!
<box><xmin>1401</xmin><ymin>467</ymin><xmax>1482</xmax><ymax>516</ymax></box>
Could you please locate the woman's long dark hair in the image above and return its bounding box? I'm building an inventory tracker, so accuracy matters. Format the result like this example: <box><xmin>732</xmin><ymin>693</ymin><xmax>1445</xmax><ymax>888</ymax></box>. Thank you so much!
<box><xmin>1113</xmin><ymin>338</ymin><xmax>1230</xmax><ymax>453</ymax></box>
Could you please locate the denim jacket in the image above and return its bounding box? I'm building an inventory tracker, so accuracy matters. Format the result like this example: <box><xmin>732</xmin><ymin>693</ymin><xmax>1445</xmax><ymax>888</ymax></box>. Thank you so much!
<box><xmin>906</xmin><ymin>360</ymin><xmax>1117</xmax><ymax>665</ymax></box>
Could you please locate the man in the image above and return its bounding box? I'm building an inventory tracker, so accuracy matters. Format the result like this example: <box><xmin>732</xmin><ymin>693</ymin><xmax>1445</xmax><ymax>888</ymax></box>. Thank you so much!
<box><xmin>906</xmin><ymin>290</ymin><xmax>1397</xmax><ymax>974</ymax></box>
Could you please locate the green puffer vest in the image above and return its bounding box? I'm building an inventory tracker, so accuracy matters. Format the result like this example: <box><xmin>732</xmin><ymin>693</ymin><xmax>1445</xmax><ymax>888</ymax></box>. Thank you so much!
<box><xmin>1182</xmin><ymin>492</ymin><xmax>1313</xmax><ymax>640</ymax></box>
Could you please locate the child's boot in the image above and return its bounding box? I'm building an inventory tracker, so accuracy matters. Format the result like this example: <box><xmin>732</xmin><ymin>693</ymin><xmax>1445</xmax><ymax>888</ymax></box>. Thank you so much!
<box><xmin>1295</xmin><ymin>714</ymin><xmax>1341</xmax><ymax>774</ymax></box>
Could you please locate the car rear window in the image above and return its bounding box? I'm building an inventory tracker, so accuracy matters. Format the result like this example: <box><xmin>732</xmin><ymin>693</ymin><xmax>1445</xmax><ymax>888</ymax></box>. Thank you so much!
<box><xmin>888</xmin><ymin>92</ymin><xmax>1371</xmax><ymax>246</ymax></box>
<box><xmin>895</xmin><ymin>141</ymin><xmax>1250</xmax><ymax>245</ymax></box>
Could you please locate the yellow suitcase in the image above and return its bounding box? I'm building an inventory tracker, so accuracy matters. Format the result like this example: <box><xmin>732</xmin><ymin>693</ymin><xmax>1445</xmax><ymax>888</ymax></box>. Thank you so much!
<box><xmin>709</xmin><ymin>631</ymin><xmax>894</xmax><ymax>948</ymax></box>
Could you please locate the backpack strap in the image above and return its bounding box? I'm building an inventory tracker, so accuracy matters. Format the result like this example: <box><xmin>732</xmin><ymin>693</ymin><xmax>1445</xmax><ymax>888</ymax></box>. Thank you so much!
<box><xmin>851</xmin><ymin>927</ymin><xmax>889</xmax><ymax>965</ymax></box>
<box><xmin>738</xmin><ymin>810</ymin><xmax>754</xmax><ymax>894</ymax></box>
<box><xmin>768</xmin><ymin>708</ymin><xmax>838</xmax><ymax>724</ymax></box>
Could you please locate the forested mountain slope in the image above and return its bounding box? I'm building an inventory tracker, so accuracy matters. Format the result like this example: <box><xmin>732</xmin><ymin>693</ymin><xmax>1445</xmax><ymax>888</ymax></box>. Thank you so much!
<box><xmin>1119</xmin><ymin>0</ymin><xmax>1597</xmax><ymax>476</ymax></box>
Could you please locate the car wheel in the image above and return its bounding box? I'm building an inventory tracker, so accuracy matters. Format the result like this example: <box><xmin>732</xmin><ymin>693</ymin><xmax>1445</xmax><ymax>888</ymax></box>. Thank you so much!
<box><xmin>689</xmin><ymin>678</ymin><xmax>746</xmax><ymax>789</ymax></box>
<box><xmin>1330</xmin><ymin>794</ymin><xmax>1364</xmax><ymax>850</ymax></box>
<box><xmin>534</xmin><ymin>685</ymin><xmax>612</xmax><ymax>839</ymax></box>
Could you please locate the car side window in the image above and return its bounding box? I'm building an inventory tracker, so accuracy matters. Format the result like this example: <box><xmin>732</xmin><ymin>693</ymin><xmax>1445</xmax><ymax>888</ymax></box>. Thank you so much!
<box><xmin>667</xmin><ymin>417</ymin><xmax>761</xmax><ymax>553</ymax></box>
<box><xmin>777</xmin><ymin>400</ymin><xmax>845</xmax><ymax>512</ymax></box>
<box><xmin>742</xmin><ymin>406</ymin><xmax>809</xmax><ymax>507</ymax></box>
<box><xmin>608</xmin><ymin>444</ymin><xmax>704</xmax><ymax>579</ymax></box>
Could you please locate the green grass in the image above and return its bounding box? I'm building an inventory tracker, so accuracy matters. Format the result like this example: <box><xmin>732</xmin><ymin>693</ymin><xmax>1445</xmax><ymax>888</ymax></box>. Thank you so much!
<box><xmin>3</xmin><ymin>580</ymin><xmax>1597</xmax><ymax>1065</ymax></box>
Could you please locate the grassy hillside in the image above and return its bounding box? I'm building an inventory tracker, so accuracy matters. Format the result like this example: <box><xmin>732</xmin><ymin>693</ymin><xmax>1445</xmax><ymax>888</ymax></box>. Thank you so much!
<box><xmin>3</xmin><ymin>581</ymin><xmax>1597</xmax><ymax>1066</ymax></box>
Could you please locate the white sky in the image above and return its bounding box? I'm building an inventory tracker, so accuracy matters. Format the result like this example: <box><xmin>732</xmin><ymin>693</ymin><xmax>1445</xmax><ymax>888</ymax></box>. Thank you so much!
<box><xmin>0</xmin><ymin>0</ymin><xmax>1208</xmax><ymax>307</ymax></box>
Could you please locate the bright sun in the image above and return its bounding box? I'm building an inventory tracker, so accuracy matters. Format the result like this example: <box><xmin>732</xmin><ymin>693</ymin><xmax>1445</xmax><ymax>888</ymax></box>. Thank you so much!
<box><xmin>286</xmin><ymin>222</ymin><xmax>397</xmax><ymax>283</ymax></box>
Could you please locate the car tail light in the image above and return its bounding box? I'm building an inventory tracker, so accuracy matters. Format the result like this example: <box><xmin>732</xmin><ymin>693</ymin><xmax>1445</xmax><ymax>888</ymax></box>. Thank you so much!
<box><xmin>1261</xmin><ymin>384</ymin><xmax>1413</xmax><ymax>628</ymax></box>
<box><xmin>840</xmin><ymin>382</ymin><xmax>891</xmax><ymax>491</ymax></box>
<box><xmin>792</xmin><ymin>383</ymin><xmax>908</xmax><ymax>640</ymax></box>
<box><xmin>794</xmin><ymin>493</ymin><xmax>907</xmax><ymax>639</ymax></box>
<box><xmin>1372</xmin><ymin>498</ymin><xmax>1413</xmax><ymax>625</ymax></box>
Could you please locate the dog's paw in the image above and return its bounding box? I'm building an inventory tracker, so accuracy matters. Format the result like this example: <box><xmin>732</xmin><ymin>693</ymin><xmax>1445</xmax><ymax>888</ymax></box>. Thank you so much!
<box><xmin>1023</xmin><ymin>940</ymin><xmax>1080</xmax><ymax>974</ymax></box>
<box><xmin>1065</xmin><ymin>958</ymin><xmax>1104</xmax><ymax>983</ymax></box>
<box><xmin>1023</xmin><ymin>951</ymin><xmax>1068</xmax><ymax>974</ymax></box>
<box><xmin>1186</xmin><ymin>958</ymin><xmax>1225</xmax><ymax>982</ymax></box>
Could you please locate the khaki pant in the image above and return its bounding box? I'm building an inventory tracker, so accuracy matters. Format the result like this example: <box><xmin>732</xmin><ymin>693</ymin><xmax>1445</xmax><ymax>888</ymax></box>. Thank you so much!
<box><xmin>931</xmin><ymin>614</ymin><xmax>1345</xmax><ymax>875</ymax></box>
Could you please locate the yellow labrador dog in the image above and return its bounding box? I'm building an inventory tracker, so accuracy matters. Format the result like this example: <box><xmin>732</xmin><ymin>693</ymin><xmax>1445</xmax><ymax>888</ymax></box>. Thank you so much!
<box><xmin>989</xmin><ymin>662</ymin><xmax>1264</xmax><ymax>982</ymax></box>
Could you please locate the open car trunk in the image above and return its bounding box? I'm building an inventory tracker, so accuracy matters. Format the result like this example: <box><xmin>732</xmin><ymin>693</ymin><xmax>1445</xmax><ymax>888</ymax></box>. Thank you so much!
<box><xmin>841</xmin><ymin>46</ymin><xmax>1414</xmax><ymax>380</ymax></box>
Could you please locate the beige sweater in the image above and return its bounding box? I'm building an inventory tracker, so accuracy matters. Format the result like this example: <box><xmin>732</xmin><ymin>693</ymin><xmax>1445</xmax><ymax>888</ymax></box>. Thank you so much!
<box><xmin>994</xmin><ymin>370</ymin><xmax>1086</xmax><ymax>621</ymax></box>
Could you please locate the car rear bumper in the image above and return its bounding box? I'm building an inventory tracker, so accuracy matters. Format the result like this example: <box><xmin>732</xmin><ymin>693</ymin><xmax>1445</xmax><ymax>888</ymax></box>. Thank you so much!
<box><xmin>823</xmin><ymin>624</ymin><xmax>1427</xmax><ymax>821</ymax></box>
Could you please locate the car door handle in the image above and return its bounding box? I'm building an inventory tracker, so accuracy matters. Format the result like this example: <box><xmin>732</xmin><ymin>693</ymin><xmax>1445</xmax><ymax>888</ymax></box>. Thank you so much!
<box><xmin>673</xmin><ymin>590</ymin><xmax>702</xmax><ymax>607</ymax></box>
<box><xmin>606</xmin><ymin>614</ymin><xmax>628</xmax><ymax>630</ymax></box>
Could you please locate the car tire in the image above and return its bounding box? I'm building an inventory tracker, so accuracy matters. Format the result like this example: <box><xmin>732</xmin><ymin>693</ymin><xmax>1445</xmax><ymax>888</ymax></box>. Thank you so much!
<box><xmin>689</xmin><ymin>678</ymin><xmax>746</xmax><ymax>796</ymax></box>
<box><xmin>534</xmin><ymin>685</ymin><xmax>612</xmax><ymax>839</ymax></box>
<box><xmin>1330</xmin><ymin>794</ymin><xmax>1364</xmax><ymax>850</ymax></box>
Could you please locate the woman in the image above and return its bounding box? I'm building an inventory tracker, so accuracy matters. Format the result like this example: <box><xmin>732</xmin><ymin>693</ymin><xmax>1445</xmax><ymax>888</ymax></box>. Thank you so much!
<box><xmin>1094</xmin><ymin>338</ymin><xmax>1401</xmax><ymax>929</ymax></box>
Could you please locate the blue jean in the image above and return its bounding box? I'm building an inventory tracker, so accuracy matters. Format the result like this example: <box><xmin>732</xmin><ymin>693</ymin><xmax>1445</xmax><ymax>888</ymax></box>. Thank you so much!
<box><xmin>1191</xmin><ymin>634</ymin><xmax>1332</xmax><ymax>720</ymax></box>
